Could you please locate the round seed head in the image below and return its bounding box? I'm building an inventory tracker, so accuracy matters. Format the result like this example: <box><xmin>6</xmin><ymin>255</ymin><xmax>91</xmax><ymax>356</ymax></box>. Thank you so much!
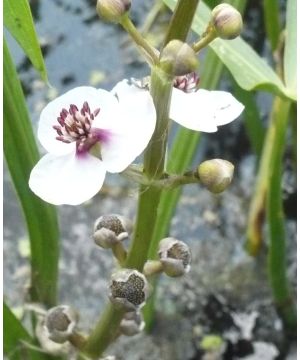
<box><xmin>109</xmin><ymin>269</ymin><xmax>150</xmax><ymax>311</ymax></box>
<box><xmin>93</xmin><ymin>214</ymin><xmax>133</xmax><ymax>248</ymax></box>
<box><xmin>120</xmin><ymin>311</ymin><xmax>145</xmax><ymax>336</ymax></box>
<box><xmin>44</xmin><ymin>305</ymin><xmax>78</xmax><ymax>344</ymax></box>
<box><xmin>158</xmin><ymin>237</ymin><xmax>192</xmax><ymax>277</ymax></box>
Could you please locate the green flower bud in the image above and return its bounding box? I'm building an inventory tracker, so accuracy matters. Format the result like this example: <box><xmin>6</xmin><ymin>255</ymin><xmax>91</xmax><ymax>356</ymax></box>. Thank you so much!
<box><xmin>109</xmin><ymin>269</ymin><xmax>150</xmax><ymax>311</ymax></box>
<box><xmin>96</xmin><ymin>0</ymin><xmax>131</xmax><ymax>23</ymax></box>
<box><xmin>197</xmin><ymin>159</ymin><xmax>234</xmax><ymax>194</ymax></box>
<box><xmin>44</xmin><ymin>305</ymin><xmax>79</xmax><ymax>344</ymax></box>
<box><xmin>211</xmin><ymin>4</ymin><xmax>243</xmax><ymax>39</ymax></box>
<box><xmin>158</xmin><ymin>237</ymin><xmax>192</xmax><ymax>277</ymax></box>
<box><xmin>120</xmin><ymin>311</ymin><xmax>145</xmax><ymax>336</ymax></box>
<box><xmin>160</xmin><ymin>40</ymin><xmax>199</xmax><ymax>76</ymax></box>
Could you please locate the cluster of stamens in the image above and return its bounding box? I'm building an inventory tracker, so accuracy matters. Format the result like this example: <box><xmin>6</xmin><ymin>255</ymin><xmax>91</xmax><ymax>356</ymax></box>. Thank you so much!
<box><xmin>53</xmin><ymin>102</ymin><xmax>101</xmax><ymax>153</ymax></box>
<box><xmin>173</xmin><ymin>72</ymin><xmax>200</xmax><ymax>93</ymax></box>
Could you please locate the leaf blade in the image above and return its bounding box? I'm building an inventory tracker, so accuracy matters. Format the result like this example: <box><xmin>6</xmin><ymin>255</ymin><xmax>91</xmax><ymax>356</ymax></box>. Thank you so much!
<box><xmin>4</xmin><ymin>39</ymin><xmax>59</xmax><ymax>307</ymax></box>
<box><xmin>284</xmin><ymin>0</ymin><xmax>297</xmax><ymax>98</ymax></box>
<box><xmin>4</xmin><ymin>0</ymin><xmax>48</xmax><ymax>81</ymax></box>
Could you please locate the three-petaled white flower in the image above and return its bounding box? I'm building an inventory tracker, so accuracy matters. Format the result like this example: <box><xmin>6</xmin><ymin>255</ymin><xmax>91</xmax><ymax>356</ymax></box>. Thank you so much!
<box><xmin>29</xmin><ymin>81</ymin><xmax>156</xmax><ymax>205</ymax></box>
<box><xmin>29</xmin><ymin>75</ymin><xmax>244</xmax><ymax>205</ymax></box>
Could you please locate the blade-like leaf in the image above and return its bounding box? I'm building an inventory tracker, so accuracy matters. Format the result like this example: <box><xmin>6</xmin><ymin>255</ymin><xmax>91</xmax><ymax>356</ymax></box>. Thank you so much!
<box><xmin>163</xmin><ymin>0</ymin><xmax>294</xmax><ymax>100</ymax></box>
<box><xmin>4</xmin><ymin>40</ymin><xmax>59</xmax><ymax>307</ymax></box>
<box><xmin>4</xmin><ymin>0</ymin><xmax>48</xmax><ymax>81</ymax></box>
<box><xmin>4</xmin><ymin>302</ymin><xmax>46</xmax><ymax>360</ymax></box>
<box><xmin>284</xmin><ymin>0</ymin><xmax>297</xmax><ymax>99</ymax></box>
<box><xmin>263</xmin><ymin>0</ymin><xmax>281</xmax><ymax>51</ymax></box>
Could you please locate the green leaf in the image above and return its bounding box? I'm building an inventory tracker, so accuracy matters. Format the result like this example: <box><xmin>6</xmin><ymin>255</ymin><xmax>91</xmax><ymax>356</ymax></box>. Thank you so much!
<box><xmin>284</xmin><ymin>0</ymin><xmax>297</xmax><ymax>99</ymax></box>
<box><xmin>163</xmin><ymin>0</ymin><xmax>293</xmax><ymax>100</ymax></box>
<box><xmin>4</xmin><ymin>0</ymin><xmax>48</xmax><ymax>82</ymax></box>
<box><xmin>4</xmin><ymin>39</ymin><xmax>59</xmax><ymax>307</ymax></box>
<box><xmin>263</xmin><ymin>0</ymin><xmax>281</xmax><ymax>51</ymax></box>
<box><xmin>4</xmin><ymin>302</ymin><xmax>46</xmax><ymax>360</ymax></box>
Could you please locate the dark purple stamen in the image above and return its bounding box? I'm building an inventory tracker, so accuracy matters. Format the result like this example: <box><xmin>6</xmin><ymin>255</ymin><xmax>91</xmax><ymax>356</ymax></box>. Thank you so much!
<box><xmin>53</xmin><ymin>101</ymin><xmax>104</xmax><ymax>155</ymax></box>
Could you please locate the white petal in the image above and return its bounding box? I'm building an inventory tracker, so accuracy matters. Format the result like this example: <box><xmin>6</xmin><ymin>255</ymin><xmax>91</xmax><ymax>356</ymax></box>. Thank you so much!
<box><xmin>38</xmin><ymin>86</ymin><xmax>118</xmax><ymax>155</ymax></box>
<box><xmin>100</xmin><ymin>80</ymin><xmax>156</xmax><ymax>173</ymax></box>
<box><xmin>170</xmin><ymin>88</ymin><xmax>244</xmax><ymax>132</ymax></box>
<box><xmin>29</xmin><ymin>153</ymin><xmax>106</xmax><ymax>205</ymax></box>
<box><xmin>170</xmin><ymin>88</ymin><xmax>219</xmax><ymax>132</ymax></box>
<box><xmin>208</xmin><ymin>91</ymin><xmax>244</xmax><ymax>126</ymax></box>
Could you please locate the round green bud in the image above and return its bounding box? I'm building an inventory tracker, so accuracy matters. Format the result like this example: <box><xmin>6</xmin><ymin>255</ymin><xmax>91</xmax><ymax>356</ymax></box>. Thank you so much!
<box><xmin>211</xmin><ymin>4</ymin><xmax>243</xmax><ymax>40</ymax></box>
<box><xmin>96</xmin><ymin>0</ymin><xmax>131</xmax><ymax>23</ymax></box>
<box><xmin>160</xmin><ymin>40</ymin><xmax>199</xmax><ymax>76</ymax></box>
<box><xmin>197</xmin><ymin>159</ymin><xmax>234</xmax><ymax>194</ymax></box>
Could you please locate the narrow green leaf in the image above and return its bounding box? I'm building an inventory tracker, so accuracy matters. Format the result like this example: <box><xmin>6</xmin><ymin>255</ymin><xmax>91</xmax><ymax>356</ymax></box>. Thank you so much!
<box><xmin>263</xmin><ymin>0</ymin><xmax>281</xmax><ymax>51</ymax></box>
<box><xmin>233</xmin><ymin>84</ymin><xmax>265</xmax><ymax>157</ymax></box>
<box><xmin>4</xmin><ymin>39</ymin><xmax>59</xmax><ymax>307</ymax></box>
<box><xmin>267</xmin><ymin>98</ymin><xmax>296</xmax><ymax>329</ymax></box>
<box><xmin>4</xmin><ymin>0</ymin><xmax>48</xmax><ymax>81</ymax></box>
<box><xmin>163</xmin><ymin>0</ymin><xmax>293</xmax><ymax>100</ymax></box>
<box><xmin>4</xmin><ymin>302</ymin><xmax>46</xmax><ymax>360</ymax></box>
<box><xmin>284</xmin><ymin>0</ymin><xmax>297</xmax><ymax>98</ymax></box>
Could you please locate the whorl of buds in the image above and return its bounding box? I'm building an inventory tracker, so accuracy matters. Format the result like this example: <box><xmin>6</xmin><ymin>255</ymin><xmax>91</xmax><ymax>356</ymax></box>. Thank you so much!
<box><xmin>93</xmin><ymin>214</ymin><xmax>133</xmax><ymax>249</ymax></box>
<box><xmin>160</xmin><ymin>40</ymin><xmax>199</xmax><ymax>76</ymax></box>
<box><xmin>44</xmin><ymin>305</ymin><xmax>79</xmax><ymax>344</ymax></box>
<box><xmin>211</xmin><ymin>4</ymin><xmax>243</xmax><ymax>40</ymax></box>
<box><xmin>158</xmin><ymin>237</ymin><xmax>192</xmax><ymax>277</ymax></box>
<box><xmin>197</xmin><ymin>159</ymin><xmax>234</xmax><ymax>194</ymax></box>
<box><xmin>120</xmin><ymin>311</ymin><xmax>145</xmax><ymax>336</ymax></box>
<box><xmin>109</xmin><ymin>269</ymin><xmax>150</xmax><ymax>311</ymax></box>
<box><xmin>96</xmin><ymin>0</ymin><xmax>131</xmax><ymax>23</ymax></box>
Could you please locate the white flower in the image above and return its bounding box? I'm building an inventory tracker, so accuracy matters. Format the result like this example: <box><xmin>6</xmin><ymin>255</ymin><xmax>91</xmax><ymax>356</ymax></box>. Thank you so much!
<box><xmin>29</xmin><ymin>81</ymin><xmax>156</xmax><ymax>205</ymax></box>
<box><xmin>171</xmin><ymin>73</ymin><xmax>244</xmax><ymax>132</ymax></box>
<box><xmin>132</xmin><ymin>73</ymin><xmax>244</xmax><ymax>132</ymax></box>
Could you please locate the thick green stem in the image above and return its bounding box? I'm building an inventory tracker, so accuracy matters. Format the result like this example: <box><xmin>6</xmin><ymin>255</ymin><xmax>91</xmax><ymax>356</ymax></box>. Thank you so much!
<box><xmin>84</xmin><ymin>67</ymin><xmax>173</xmax><ymax>358</ymax></box>
<box><xmin>267</xmin><ymin>97</ymin><xmax>296</xmax><ymax>330</ymax></box>
<box><xmin>163</xmin><ymin>0</ymin><xmax>200</xmax><ymax>48</ymax></box>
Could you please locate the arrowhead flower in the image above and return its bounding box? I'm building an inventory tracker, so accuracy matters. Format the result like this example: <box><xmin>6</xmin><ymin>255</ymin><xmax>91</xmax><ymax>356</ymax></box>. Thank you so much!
<box><xmin>29</xmin><ymin>81</ymin><xmax>156</xmax><ymax>205</ymax></box>
<box><xmin>171</xmin><ymin>72</ymin><xmax>244</xmax><ymax>132</ymax></box>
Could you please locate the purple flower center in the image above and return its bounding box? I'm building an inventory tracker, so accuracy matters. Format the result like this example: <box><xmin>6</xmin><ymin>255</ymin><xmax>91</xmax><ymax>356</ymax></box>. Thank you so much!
<box><xmin>173</xmin><ymin>72</ymin><xmax>200</xmax><ymax>93</ymax></box>
<box><xmin>53</xmin><ymin>101</ymin><xmax>110</xmax><ymax>155</ymax></box>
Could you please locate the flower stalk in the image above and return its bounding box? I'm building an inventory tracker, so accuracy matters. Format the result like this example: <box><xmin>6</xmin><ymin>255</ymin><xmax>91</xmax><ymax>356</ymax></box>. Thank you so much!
<box><xmin>119</xmin><ymin>14</ymin><xmax>159</xmax><ymax>65</ymax></box>
<box><xmin>84</xmin><ymin>64</ymin><xmax>174</xmax><ymax>359</ymax></box>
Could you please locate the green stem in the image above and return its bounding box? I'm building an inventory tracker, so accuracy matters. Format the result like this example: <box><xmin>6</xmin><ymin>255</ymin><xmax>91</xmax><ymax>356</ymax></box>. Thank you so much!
<box><xmin>162</xmin><ymin>0</ymin><xmax>200</xmax><ymax>48</ymax></box>
<box><xmin>120</xmin><ymin>15</ymin><xmax>159</xmax><ymax>64</ymax></box>
<box><xmin>267</xmin><ymin>97</ymin><xmax>296</xmax><ymax>330</ymax></box>
<box><xmin>192</xmin><ymin>26</ymin><xmax>217</xmax><ymax>53</ymax></box>
<box><xmin>84</xmin><ymin>66</ymin><xmax>173</xmax><ymax>359</ymax></box>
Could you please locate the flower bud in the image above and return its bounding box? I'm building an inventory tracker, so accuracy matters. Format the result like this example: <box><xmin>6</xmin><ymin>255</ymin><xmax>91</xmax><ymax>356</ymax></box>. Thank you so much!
<box><xmin>109</xmin><ymin>269</ymin><xmax>150</xmax><ymax>311</ymax></box>
<box><xmin>120</xmin><ymin>311</ymin><xmax>145</xmax><ymax>336</ymax></box>
<box><xmin>160</xmin><ymin>40</ymin><xmax>199</xmax><ymax>76</ymax></box>
<box><xmin>93</xmin><ymin>214</ymin><xmax>133</xmax><ymax>249</ymax></box>
<box><xmin>211</xmin><ymin>4</ymin><xmax>243</xmax><ymax>40</ymax></box>
<box><xmin>158</xmin><ymin>237</ymin><xmax>192</xmax><ymax>277</ymax></box>
<box><xmin>197</xmin><ymin>159</ymin><xmax>234</xmax><ymax>194</ymax></box>
<box><xmin>96</xmin><ymin>0</ymin><xmax>131</xmax><ymax>23</ymax></box>
<box><xmin>44</xmin><ymin>305</ymin><xmax>79</xmax><ymax>344</ymax></box>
